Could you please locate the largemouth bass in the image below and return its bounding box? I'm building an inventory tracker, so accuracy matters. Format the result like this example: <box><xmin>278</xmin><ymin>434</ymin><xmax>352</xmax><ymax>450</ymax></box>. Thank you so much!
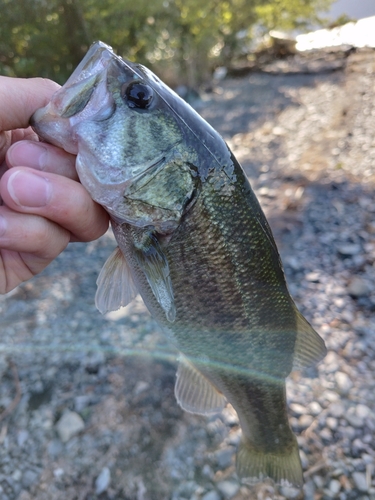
<box><xmin>31</xmin><ymin>41</ymin><xmax>326</xmax><ymax>487</ymax></box>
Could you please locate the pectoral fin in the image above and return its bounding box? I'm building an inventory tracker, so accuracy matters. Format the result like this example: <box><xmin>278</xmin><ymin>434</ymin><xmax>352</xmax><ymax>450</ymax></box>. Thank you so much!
<box><xmin>175</xmin><ymin>356</ymin><xmax>226</xmax><ymax>415</ymax></box>
<box><xmin>95</xmin><ymin>247</ymin><xmax>138</xmax><ymax>314</ymax></box>
<box><xmin>292</xmin><ymin>309</ymin><xmax>327</xmax><ymax>371</ymax></box>
<box><xmin>133</xmin><ymin>231</ymin><xmax>176</xmax><ymax>323</ymax></box>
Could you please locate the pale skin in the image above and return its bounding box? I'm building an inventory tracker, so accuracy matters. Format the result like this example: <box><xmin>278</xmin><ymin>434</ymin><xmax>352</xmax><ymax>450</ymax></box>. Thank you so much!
<box><xmin>0</xmin><ymin>76</ymin><xmax>109</xmax><ymax>294</ymax></box>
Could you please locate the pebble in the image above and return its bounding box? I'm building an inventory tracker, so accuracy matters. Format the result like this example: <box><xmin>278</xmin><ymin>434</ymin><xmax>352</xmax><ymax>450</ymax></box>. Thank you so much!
<box><xmin>329</xmin><ymin>479</ymin><xmax>341</xmax><ymax>495</ymax></box>
<box><xmin>356</xmin><ymin>404</ymin><xmax>371</xmax><ymax>420</ymax></box>
<box><xmin>352</xmin><ymin>472</ymin><xmax>368</xmax><ymax>492</ymax></box>
<box><xmin>335</xmin><ymin>372</ymin><xmax>353</xmax><ymax>395</ymax></box>
<box><xmin>299</xmin><ymin>414</ymin><xmax>314</xmax><ymax>428</ymax></box>
<box><xmin>329</xmin><ymin>402</ymin><xmax>345</xmax><ymax>418</ymax></box>
<box><xmin>201</xmin><ymin>491</ymin><xmax>221</xmax><ymax>500</ymax></box>
<box><xmin>216</xmin><ymin>480</ymin><xmax>239</xmax><ymax>499</ymax></box>
<box><xmin>95</xmin><ymin>467</ymin><xmax>111</xmax><ymax>495</ymax></box>
<box><xmin>347</xmin><ymin>277</ymin><xmax>370</xmax><ymax>297</ymax></box>
<box><xmin>346</xmin><ymin>409</ymin><xmax>364</xmax><ymax>428</ymax></box>
<box><xmin>47</xmin><ymin>439</ymin><xmax>64</xmax><ymax>457</ymax></box>
<box><xmin>214</xmin><ymin>446</ymin><xmax>235</xmax><ymax>469</ymax></box>
<box><xmin>279</xmin><ymin>485</ymin><xmax>301</xmax><ymax>499</ymax></box>
<box><xmin>56</xmin><ymin>411</ymin><xmax>85</xmax><ymax>443</ymax></box>
<box><xmin>337</xmin><ymin>244</ymin><xmax>362</xmax><ymax>257</ymax></box>
<box><xmin>290</xmin><ymin>403</ymin><xmax>307</xmax><ymax>416</ymax></box>
<box><xmin>21</xmin><ymin>469</ymin><xmax>39</xmax><ymax>488</ymax></box>
<box><xmin>326</xmin><ymin>417</ymin><xmax>338</xmax><ymax>431</ymax></box>
<box><xmin>17</xmin><ymin>430</ymin><xmax>29</xmax><ymax>448</ymax></box>
<box><xmin>304</xmin><ymin>480</ymin><xmax>316</xmax><ymax>500</ymax></box>
<box><xmin>308</xmin><ymin>402</ymin><xmax>323</xmax><ymax>416</ymax></box>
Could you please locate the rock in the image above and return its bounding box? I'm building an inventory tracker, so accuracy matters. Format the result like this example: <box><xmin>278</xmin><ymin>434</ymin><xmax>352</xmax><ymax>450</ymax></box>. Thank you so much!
<box><xmin>348</xmin><ymin>277</ymin><xmax>370</xmax><ymax>297</ymax></box>
<box><xmin>308</xmin><ymin>401</ymin><xmax>323</xmax><ymax>416</ymax></box>
<box><xmin>279</xmin><ymin>485</ymin><xmax>301</xmax><ymax>499</ymax></box>
<box><xmin>56</xmin><ymin>411</ymin><xmax>85</xmax><ymax>443</ymax></box>
<box><xmin>346</xmin><ymin>408</ymin><xmax>364</xmax><ymax>428</ymax></box>
<box><xmin>216</xmin><ymin>480</ymin><xmax>239</xmax><ymax>499</ymax></box>
<box><xmin>12</xmin><ymin>469</ymin><xmax>22</xmax><ymax>481</ymax></box>
<box><xmin>304</xmin><ymin>480</ymin><xmax>316</xmax><ymax>500</ymax></box>
<box><xmin>320</xmin><ymin>427</ymin><xmax>333</xmax><ymax>442</ymax></box>
<box><xmin>95</xmin><ymin>467</ymin><xmax>111</xmax><ymax>495</ymax></box>
<box><xmin>290</xmin><ymin>403</ymin><xmax>307</xmax><ymax>416</ymax></box>
<box><xmin>335</xmin><ymin>372</ymin><xmax>353</xmax><ymax>395</ymax></box>
<box><xmin>201</xmin><ymin>491</ymin><xmax>221</xmax><ymax>500</ymax></box>
<box><xmin>352</xmin><ymin>438</ymin><xmax>366</xmax><ymax>454</ymax></box>
<box><xmin>133</xmin><ymin>380</ymin><xmax>150</xmax><ymax>395</ymax></box>
<box><xmin>0</xmin><ymin>354</ymin><xmax>7</xmax><ymax>380</ymax></box>
<box><xmin>326</xmin><ymin>417</ymin><xmax>338</xmax><ymax>431</ymax></box>
<box><xmin>356</xmin><ymin>404</ymin><xmax>371</xmax><ymax>420</ymax></box>
<box><xmin>352</xmin><ymin>471</ymin><xmax>368</xmax><ymax>492</ymax></box>
<box><xmin>47</xmin><ymin>439</ymin><xmax>63</xmax><ymax>457</ymax></box>
<box><xmin>305</xmin><ymin>271</ymin><xmax>320</xmax><ymax>282</ymax></box>
<box><xmin>337</xmin><ymin>244</ymin><xmax>361</xmax><ymax>257</ymax></box>
<box><xmin>17</xmin><ymin>430</ymin><xmax>29</xmax><ymax>448</ymax></box>
<box><xmin>329</xmin><ymin>402</ymin><xmax>345</xmax><ymax>418</ymax></box>
<box><xmin>329</xmin><ymin>479</ymin><xmax>341</xmax><ymax>495</ymax></box>
<box><xmin>21</xmin><ymin>469</ymin><xmax>39</xmax><ymax>488</ymax></box>
<box><xmin>53</xmin><ymin>468</ymin><xmax>64</xmax><ymax>478</ymax></box>
<box><xmin>299</xmin><ymin>414</ymin><xmax>314</xmax><ymax>428</ymax></box>
<box><xmin>202</xmin><ymin>464</ymin><xmax>214</xmax><ymax>479</ymax></box>
<box><xmin>214</xmin><ymin>446</ymin><xmax>235</xmax><ymax>469</ymax></box>
<box><xmin>74</xmin><ymin>395</ymin><xmax>92</xmax><ymax>412</ymax></box>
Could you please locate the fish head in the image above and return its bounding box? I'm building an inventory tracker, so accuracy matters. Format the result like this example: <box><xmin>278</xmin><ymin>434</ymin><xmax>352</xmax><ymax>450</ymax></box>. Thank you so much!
<box><xmin>32</xmin><ymin>41</ymin><xmax>210</xmax><ymax>231</ymax></box>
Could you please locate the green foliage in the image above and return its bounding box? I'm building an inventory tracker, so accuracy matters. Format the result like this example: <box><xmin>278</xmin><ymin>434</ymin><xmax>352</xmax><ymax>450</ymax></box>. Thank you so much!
<box><xmin>0</xmin><ymin>0</ymin><xmax>333</xmax><ymax>86</ymax></box>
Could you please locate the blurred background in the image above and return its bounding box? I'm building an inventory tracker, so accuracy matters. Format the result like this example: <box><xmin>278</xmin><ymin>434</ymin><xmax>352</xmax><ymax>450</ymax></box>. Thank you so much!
<box><xmin>0</xmin><ymin>0</ymin><xmax>352</xmax><ymax>87</ymax></box>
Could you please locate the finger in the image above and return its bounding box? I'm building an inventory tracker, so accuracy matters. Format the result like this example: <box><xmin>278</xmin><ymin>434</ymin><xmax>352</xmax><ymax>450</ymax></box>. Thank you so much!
<box><xmin>0</xmin><ymin>77</ymin><xmax>59</xmax><ymax>165</ymax></box>
<box><xmin>0</xmin><ymin>131</ymin><xmax>11</xmax><ymax>166</ymax></box>
<box><xmin>0</xmin><ymin>206</ymin><xmax>69</xmax><ymax>259</ymax></box>
<box><xmin>0</xmin><ymin>167</ymin><xmax>109</xmax><ymax>242</ymax></box>
<box><xmin>11</xmin><ymin>127</ymin><xmax>40</xmax><ymax>144</ymax></box>
<box><xmin>0</xmin><ymin>77</ymin><xmax>59</xmax><ymax>132</ymax></box>
<box><xmin>6</xmin><ymin>140</ymin><xmax>78</xmax><ymax>180</ymax></box>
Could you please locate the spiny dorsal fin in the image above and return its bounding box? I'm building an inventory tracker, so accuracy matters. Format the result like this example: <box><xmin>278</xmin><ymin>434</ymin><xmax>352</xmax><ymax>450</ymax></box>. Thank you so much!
<box><xmin>95</xmin><ymin>246</ymin><xmax>138</xmax><ymax>314</ymax></box>
<box><xmin>292</xmin><ymin>309</ymin><xmax>327</xmax><ymax>371</ymax></box>
<box><xmin>175</xmin><ymin>355</ymin><xmax>226</xmax><ymax>415</ymax></box>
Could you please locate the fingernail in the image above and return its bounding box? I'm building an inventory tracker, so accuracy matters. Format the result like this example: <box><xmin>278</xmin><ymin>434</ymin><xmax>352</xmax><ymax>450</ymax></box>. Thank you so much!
<box><xmin>0</xmin><ymin>215</ymin><xmax>7</xmax><ymax>237</ymax></box>
<box><xmin>7</xmin><ymin>170</ymin><xmax>51</xmax><ymax>207</ymax></box>
<box><xmin>7</xmin><ymin>142</ymin><xmax>48</xmax><ymax>170</ymax></box>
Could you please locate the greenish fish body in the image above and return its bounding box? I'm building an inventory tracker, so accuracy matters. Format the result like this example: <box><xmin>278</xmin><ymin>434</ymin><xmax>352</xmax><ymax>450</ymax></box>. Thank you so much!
<box><xmin>31</xmin><ymin>42</ymin><xmax>326</xmax><ymax>487</ymax></box>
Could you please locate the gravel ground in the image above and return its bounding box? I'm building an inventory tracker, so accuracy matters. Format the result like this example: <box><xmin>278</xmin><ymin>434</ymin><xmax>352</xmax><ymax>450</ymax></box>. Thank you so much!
<box><xmin>0</xmin><ymin>47</ymin><xmax>375</xmax><ymax>500</ymax></box>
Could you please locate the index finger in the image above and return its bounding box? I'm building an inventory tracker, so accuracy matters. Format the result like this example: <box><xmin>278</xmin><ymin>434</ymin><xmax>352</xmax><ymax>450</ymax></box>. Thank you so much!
<box><xmin>0</xmin><ymin>76</ymin><xmax>59</xmax><ymax>132</ymax></box>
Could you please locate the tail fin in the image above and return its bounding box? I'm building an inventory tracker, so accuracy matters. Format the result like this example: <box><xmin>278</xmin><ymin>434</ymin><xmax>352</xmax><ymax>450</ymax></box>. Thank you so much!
<box><xmin>236</xmin><ymin>438</ymin><xmax>303</xmax><ymax>487</ymax></box>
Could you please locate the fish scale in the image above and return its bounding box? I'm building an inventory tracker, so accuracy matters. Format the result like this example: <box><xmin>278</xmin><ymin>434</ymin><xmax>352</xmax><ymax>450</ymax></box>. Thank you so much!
<box><xmin>31</xmin><ymin>41</ymin><xmax>326</xmax><ymax>488</ymax></box>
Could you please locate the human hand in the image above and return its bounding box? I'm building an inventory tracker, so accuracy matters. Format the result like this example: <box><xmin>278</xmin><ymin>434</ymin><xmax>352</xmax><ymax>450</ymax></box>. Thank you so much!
<box><xmin>0</xmin><ymin>76</ymin><xmax>109</xmax><ymax>294</ymax></box>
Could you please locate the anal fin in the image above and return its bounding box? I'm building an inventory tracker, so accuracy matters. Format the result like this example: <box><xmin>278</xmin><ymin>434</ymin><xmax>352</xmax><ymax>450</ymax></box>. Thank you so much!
<box><xmin>175</xmin><ymin>356</ymin><xmax>226</xmax><ymax>415</ymax></box>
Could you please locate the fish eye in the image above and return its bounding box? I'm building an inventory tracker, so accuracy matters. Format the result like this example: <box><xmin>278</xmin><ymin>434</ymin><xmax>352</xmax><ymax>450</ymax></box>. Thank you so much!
<box><xmin>122</xmin><ymin>82</ymin><xmax>154</xmax><ymax>109</ymax></box>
